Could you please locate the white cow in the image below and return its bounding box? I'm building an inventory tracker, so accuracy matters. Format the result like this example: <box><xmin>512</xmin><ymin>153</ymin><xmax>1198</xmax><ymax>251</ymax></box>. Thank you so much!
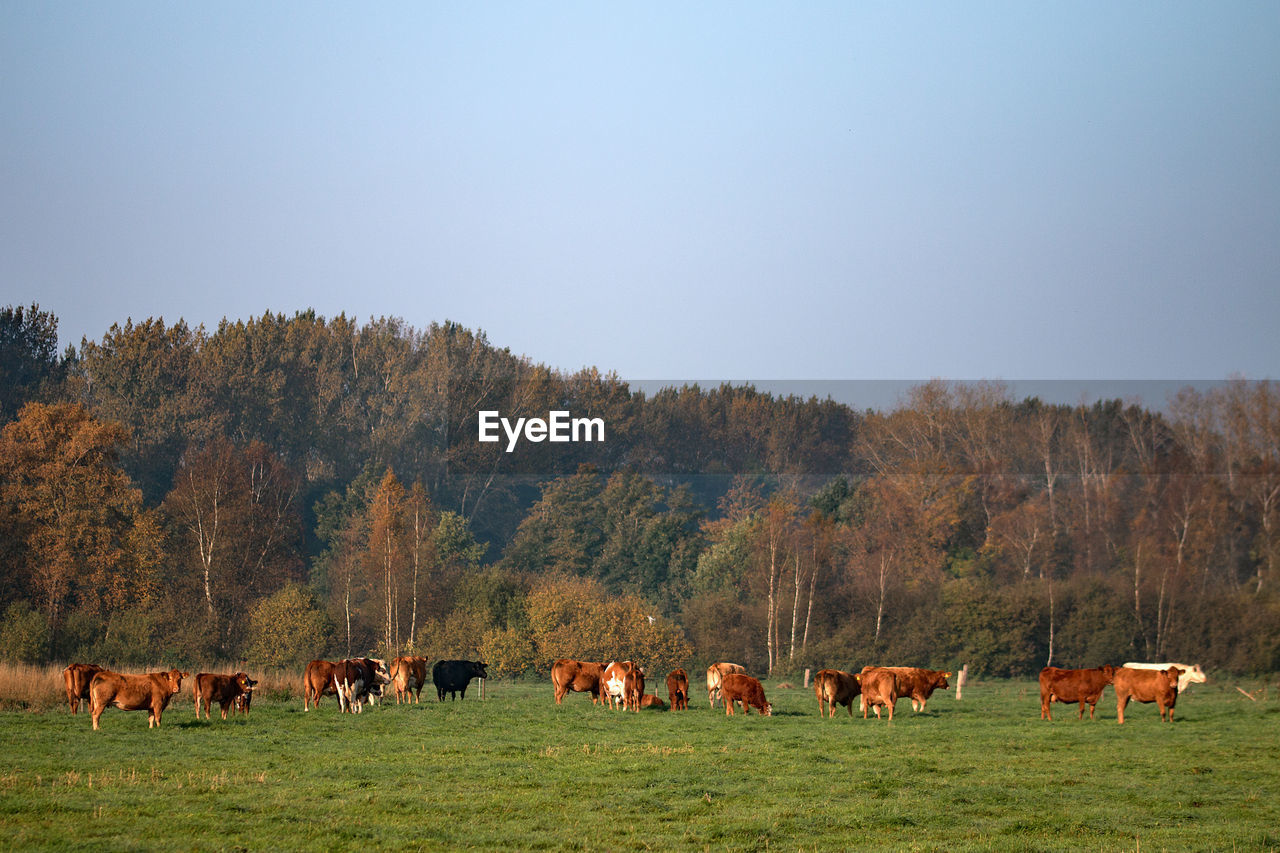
<box><xmin>1122</xmin><ymin>662</ymin><xmax>1206</xmax><ymax>693</ymax></box>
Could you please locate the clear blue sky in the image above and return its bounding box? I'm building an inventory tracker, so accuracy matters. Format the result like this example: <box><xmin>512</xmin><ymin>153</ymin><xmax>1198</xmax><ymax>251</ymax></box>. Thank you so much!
<box><xmin>3</xmin><ymin>3</ymin><xmax>1278</xmax><ymax>395</ymax></box>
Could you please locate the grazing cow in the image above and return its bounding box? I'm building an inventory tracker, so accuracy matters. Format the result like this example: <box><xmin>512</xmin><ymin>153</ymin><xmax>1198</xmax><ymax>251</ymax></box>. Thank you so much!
<box><xmin>814</xmin><ymin>669</ymin><xmax>862</xmax><ymax>718</ymax></box>
<box><xmin>706</xmin><ymin>662</ymin><xmax>746</xmax><ymax>707</ymax></box>
<box><xmin>1038</xmin><ymin>665</ymin><xmax>1115</xmax><ymax>721</ymax></box>
<box><xmin>233</xmin><ymin>691</ymin><xmax>252</xmax><ymax>716</ymax></box>
<box><xmin>303</xmin><ymin>660</ymin><xmax>338</xmax><ymax>710</ymax></box>
<box><xmin>859</xmin><ymin>666</ymin><xmax>951</xmax><ymax>713</ymax></box>
<box><xmin>551</xmin><ymin>659</ymin><xmax>606</xmax><ymax>705</ymax></box>
<box><xmin>193</xmin><ymin>672</ymin><xmax>257</xmax><ymax>721</ymax></box>
<box><xmin>720</xmin><ymin>673</ymin><xmax>771</xmax><ymax>716</ymax></box>
<box><xmin>860</xmin><ymin>668</ymin><xmax>897</xmax><ymax>721</ymax></box>
<box><xmin>1123</xmin><ymin>662</ymin><xmax>1206</xmax><ymax>693</ymax></box>
<box><xmin>333</xmin><ymin>658</ymin><xmax>389</xmax><ymax>714</ymax></box>
<box><xmin>639</xmin><ymin>694</ymin><xmax>667</xmax><ymax>710</ymax></box>
<box><xmin>666</xmin><ymin>669</ymin><xmax>689</xmax><ymax>711</ymax></box>
<box><xmin>623</xmin><ymin>667</ymin><xmax>646</xmax><ymax>712</ymax></box>
<box><xmin>388</xmin><ymin>656</ymin><xmax>429</xmax><ymax>704</ymax></box>
<box><xmin>89</xmin><ymin>669</ymin><xmax>188</xmax><ymax>731</ymax></box>
<box><xmin>601</xmin><ymin>661</ymin><xmax>640</xmax><ymax>710</ymax></box>
<box><xmin>63</xmin><ymin>663</ymin><xmax>103</xmax><ymax>714</ymax></box>
<box><xmin>433</xmin><ymin>659</ymin><xmax>488</xmax><ymax>701</ymax></box>
<box><xmin>1114</xmin><ymin>666</ymin><xmax>1183</xmax><ymax>724</ymax></box>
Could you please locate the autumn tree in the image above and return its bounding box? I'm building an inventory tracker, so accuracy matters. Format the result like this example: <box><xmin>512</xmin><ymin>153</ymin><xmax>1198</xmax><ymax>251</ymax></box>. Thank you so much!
<box><xmin>0</xmin><ymin>403</ymin><xmax>147</xmax><ymax>650</ymax></box>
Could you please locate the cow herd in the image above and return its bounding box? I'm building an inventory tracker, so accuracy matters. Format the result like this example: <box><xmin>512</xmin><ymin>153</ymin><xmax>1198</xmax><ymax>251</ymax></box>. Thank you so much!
<box><xmin>64</xmin><ymin>656</ymin><xmax>489</xmax><ymax>730</ymax></box>
<box><xmin>62</xmin><ymin>655</ymin><xmax>1207</xmax><ymax>730</ymax></box>
<box><xmin>1040</xmin><ymin>662</ymin><xmax>1207</xmax><ymax>724</ymax></box>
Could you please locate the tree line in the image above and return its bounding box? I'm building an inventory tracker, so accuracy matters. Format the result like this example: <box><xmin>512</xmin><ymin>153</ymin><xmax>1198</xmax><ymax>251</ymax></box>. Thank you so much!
<box><xmin>1</xmin><ymin>303</ymin><xmax>1277</xmax><ymax>678</ymax></box>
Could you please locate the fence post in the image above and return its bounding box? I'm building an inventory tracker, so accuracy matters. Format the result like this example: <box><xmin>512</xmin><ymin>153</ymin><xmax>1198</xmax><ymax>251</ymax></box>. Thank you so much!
<box><xmin>956</xmin><ymin>664</ymin><xmax>968</xmax><ymax>700</ymax></box>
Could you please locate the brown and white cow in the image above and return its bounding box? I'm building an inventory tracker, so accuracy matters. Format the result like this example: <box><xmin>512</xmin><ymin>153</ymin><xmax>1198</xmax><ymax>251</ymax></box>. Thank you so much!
<box><xmin>720</xmin><ymin>672</ymin><xmax>771</xmax><ymax>716</ymax></box>
<box><xmin>602</xmin><ymin>661</ymin><xmax>640</xmax><ymax>710</ymax></box>
<box><xmin>1039</xmin><ymin>665</ymin><xmax>1115</xmax><ymax>721</ymax></box>
<box><xmin>388</xmin><ymin>656</ymin><xmax>429</xmax><ymax>704</ymax></box>
<box><xmin>193</xmin><ymin>671</ymin><xmax>257</xmax><ymax>721</ymax></box>
<box><xmin>859</xmin><ymin>668</ymin><xmax>897</xmax><ymax>721</ymax></box>
<box><xmin>814</xmin><ymin>669</ymin><xmax>862</xmax><ymax>718</ymax></box>
<box><xmin>706</xmin><ymin>662</ymin><xmax>746</xmax><ymax>707</ymax></box>
<box><xmin>859</xmin><ymin>666</ymin><xmax>951</xmax><ymax>713</ymax></box>
<box><xmin>303</xmin><ymin>659</ymin><xmax>338</xmax><ymax>710</ymax></box>
<box><xmin>89</xmin><ymin>669</ymin><xmax>189</xmax><ymax>731</ymax></box>
<box><xmin>1114</xmin><ymin>666</ymin><xmax>1183</xmax><ymax>724</ymax></box>
<box><xmin>1123</xmin><ymin>662</ymin><xmax>1206</xmax><ymax>693</ymax></box>
<box><xmin>233</xmin><ymin>690</ymin><xmax>252</xmax><ymax>716</ymax></box>
<box><xmin>666</xmin><ymin>668</ymin><xmax>689</xmax><ymax>711</ymax></box>
<box><xmin>63</xmin><ymin>663</ymin><xmax>103</xmax><ymax>714</ymax></box>
<box><xmin>551</xmin><ymin>659</ymin><xmax>606</xmax><ymax>705</ymax></box>
<box><xmin>333</xmin><ymin>658</ymin><xmax>389</xmax><ymax>714</ymax></box>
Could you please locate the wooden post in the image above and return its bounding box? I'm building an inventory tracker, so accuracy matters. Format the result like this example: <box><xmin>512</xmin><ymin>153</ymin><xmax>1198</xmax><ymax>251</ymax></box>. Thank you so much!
<box><xmin>956</xmin><ymin>664</ymin><xmax>968</xmax><ymax>700</ymax></box>
<box><xmin>804</xmin><ymin>668</ymin><xmax>811</xmax><ymax>689</ymax></box>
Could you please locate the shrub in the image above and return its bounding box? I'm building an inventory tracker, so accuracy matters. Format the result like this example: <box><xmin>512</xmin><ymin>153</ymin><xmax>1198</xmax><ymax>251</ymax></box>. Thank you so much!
<box><xmin>0</xmin><ymin>601</ymin><xmax>50</xmax><ymax>663</ymax></box>
<box><xmin>244</xmin><ymin>584</ymin><xmax>335</xmax><ymax>667</ymax></box>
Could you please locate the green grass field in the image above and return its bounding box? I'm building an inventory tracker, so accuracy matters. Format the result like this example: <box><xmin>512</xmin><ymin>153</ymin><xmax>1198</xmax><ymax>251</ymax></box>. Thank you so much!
<box><xmin>2</xmin><ymin>677</ymin><xmax>1277</xmax><ymax>851</ymax></box>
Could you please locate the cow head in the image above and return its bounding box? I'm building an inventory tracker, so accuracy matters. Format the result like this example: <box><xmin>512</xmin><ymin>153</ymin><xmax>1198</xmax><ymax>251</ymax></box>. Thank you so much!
<box><xmin>1099</xmin><ymin>664</ymin><xmax>1117</xmax><ymax>681</ymax></box>
<box><xmin>165</xmin><ymin>670</ymin><xmax>189</xmax><ymax>694</ymax></box>
<box><xmin>1164</xmin><ymin>667</ymin><xmax>1184</xmax><ymax>688</ymax></box>
<box><xmin>471</xmin><ymin>661</ymin><xmax>489</xmax><ymax>680</ymax></box>
<box><xmin>235</xmin><ymin>672</ymin><xmax>257</xmax><ymax>693</ymax></box>
<box><xmin>763</xmin><ymin>702</ymin><xmax>773</xmax><ymax>717</ymax></box>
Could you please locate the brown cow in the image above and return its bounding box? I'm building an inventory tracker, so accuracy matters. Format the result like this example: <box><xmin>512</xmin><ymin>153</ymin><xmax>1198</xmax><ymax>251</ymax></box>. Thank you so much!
<box><xmin>1039</xmin><ymin>665</ymin><xmax>1115</xmax><ymax>721</ymax></box>
<box><xmin>193</xmin><ymin>672</ymin><xmax>257</xmax><ymax>721</ymax></box>
<box><xmin>388</xmin><ymin>656</ymin><xmax>429</xmax><ymax>704</ymax></box>
<box><xmin>623</xmin><ymin>667</ymin><xmax>646</xmax><ymax>712</ymax></box>
<box><xmin>814</xmin><ymin>669</ymin><xmax>862</xmax><ymax>718</ymax></box>
<box><xmin>1114</xmin><ymin>666</ymin><xmax>1183</xmax><ymax>724</ymax></box>
<box><xmin>639</xmin><ymin>693</ymin><xmax>667</xmax><ymax>710</ymax></box>
<box><xmin>706</xmin><ymin>662</ymin><xmax>746</xmax><ymax>707</ymax></box>
<box><xmin>666</xmin><ymin>668</ymin><xmax>689</xmax><ymax>710</ymax></box>
<box><xmin>89</xmin><ymin>669</ymin><xmax>188</xmax><ymax>731</ymax></box>
<box><xmin>63</xmin><ymin>663</ymin><xmax>103</xmax><ymax>714</ymax></box>
<box><xmin>303</xmin><ymin>659</ymin><xmax>338</xmax><ymax>710</ymax></box>
<box><xmin>859</xmin><ymin>666</ymin><xmax>951</xmax><ymax>713</ymax></box>
<box><xmin>551</xmin><ymin>659</ymin><xmax>606</xmax><ymax>705</ymax></box>
<box><xmin>233</xmin><ymin>691</ymin><xmax>252</xmax><ymax>716</ymax></box>
<box><xmin>721</xmin><ymin>672</ymin><xmax>771</xmax><ymax>716</ymax></box>
<box><xmin>602</xmin><ymin>661</ymin><xmax>640</xmax><ymax>710</ymax></box>
<box><xmin>860</xmin><ymin>668</ymin><xmax>897</xmax><ymax>721</ymax></box>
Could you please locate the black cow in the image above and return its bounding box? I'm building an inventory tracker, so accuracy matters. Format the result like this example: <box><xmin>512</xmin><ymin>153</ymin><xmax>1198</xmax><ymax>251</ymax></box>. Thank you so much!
<box><xmin>433</xmin><ymin>659</ymin><xmax>488</xmax><ymax>701</ymax></box>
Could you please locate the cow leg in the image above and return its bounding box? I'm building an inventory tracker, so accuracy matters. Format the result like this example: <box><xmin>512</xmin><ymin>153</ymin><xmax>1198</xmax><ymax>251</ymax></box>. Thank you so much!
<box><xmin>1116</xmin><ymin>695</ymin><xmax>1128</xmax><ymax>725</ymax></box>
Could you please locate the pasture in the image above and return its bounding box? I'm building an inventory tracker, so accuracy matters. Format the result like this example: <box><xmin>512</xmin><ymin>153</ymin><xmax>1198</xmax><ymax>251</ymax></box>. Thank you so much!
<box><xmin>1</xmin><ymin>672</ymin><xmax>1278</xmax><ymax>851</ymax></box>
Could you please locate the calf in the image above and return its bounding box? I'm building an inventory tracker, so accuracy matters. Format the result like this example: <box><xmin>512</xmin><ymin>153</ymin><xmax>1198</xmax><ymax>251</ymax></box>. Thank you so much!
<box><xmin>720</xmin><ymin>673</ymin><xmax>771</xmax><ymax>716</ymax></box>
<box><xmin>89</xmin><ymin>669</ymin><xmax>188</xmax><ymax>731</ymax></box>
<box><xmin>706</xmin><ymin>662</ymin><xmax>746</xmax><ymax>707</ymax></box>
<box><xmin>814</xmin><ymin>669</ymin><xmax>861</xmax><ymax>718</ymax></box>
<box><xmin>551</xmin><ymin>659</ymin><xmax>605</xmax><ymax>705</ymax></box>
<box><xmin>639</xmin><ymin>693</ymin><xmax>667</xmax><ymax>710</ymax></box>
<box><xmin>388</xmin><ymin>655</ymin><xmax>429</xmax><ymax>704</ymax></box>
<box><xmin>433</xmin><ymin>659</ymin><xmax>488</xmax><ymax>701</ymax></box>
<box><xmin>233</xmin><ymin>691</ymin><xmax>252</xmax><ymax>716</ymax></box>
<box><xmin>63</xmin><ymin>663</ymin><xmax>103</xmax><ymax>714</ymax></box>
<box><xmin>666</xmin><ymin>668</ymin><xmax>689</xmax><ymax>711</ymax></box>
<box><xmin>860</xmin><ymin>668</ymin><xmax>897</xmax><ymax>721</ymax></box>
<box><xmin>1114</xmin><ymin>666</ymin><xmax>1183</xmax><ymax>724</ymax></box>
<box><xmin>193</xmin><ymin>672</ymin><xmax>257</xmax><ymax>721</ymax></box>
<box><xmin>1039</xmin><ymin>665</ymin><xmax>1115</xmax><ymax>721</ymax></box>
